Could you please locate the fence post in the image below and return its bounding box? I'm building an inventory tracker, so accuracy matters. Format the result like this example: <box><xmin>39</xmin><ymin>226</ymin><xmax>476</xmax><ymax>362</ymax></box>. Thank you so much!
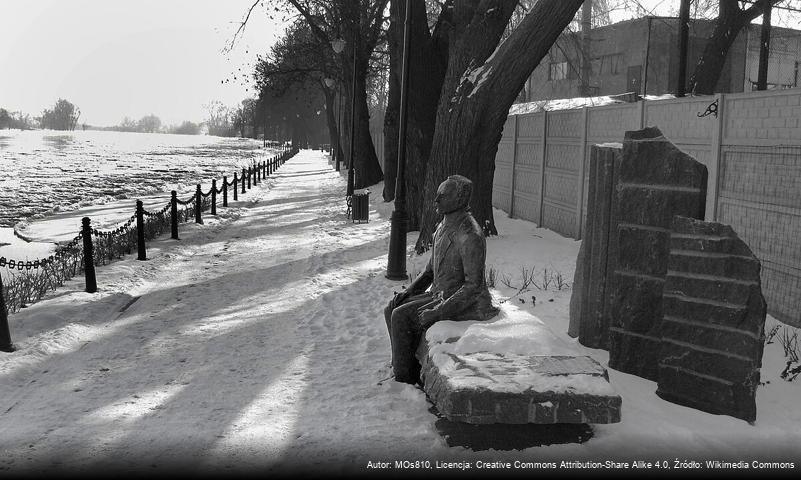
<box><xmin>256</xmin><ymin>162</ymin><xmax>260</xmax><ymax>183</ymax></box>
<box><xmin>575</xmin><ymin>106</ymin><xmax>589</xmax><ymax>240</ymax></box>
<box><xmin>82</xmin><ymin>217</ymin><xmax>97</xmax><ymax>293</ymax></box>
<box><xmin>707</xmin><ymin>93</ymin><xmax>725</xmax><ymax>222</ymax></box>
<box><xmin>262</xmin><ymin>161</ymin><xmax>266</xmax><ymax>178</ymax></box>
<box><xmin>247</xmin><ymin>166</ymin><xmax>252</xmax><ymax>189</ymax></box>
<box><xmin>509</xmin><ymin>115</ymin><xmax>519</xmax><ymax>218</ymax></box>
<box><xmin>223</xmin><ymin>176</ymin><xmax>228</xmax><ymax>207</ymax></box>
<box><xmin>538</xmin><ymin>111</ymin><xmax>548</xmax><ymax>227</ymax></box>
<box><xmin>233</xmin><ymin>173</ymin><xmax>238</xmax><ymax>201</ymax></box>
<box><xmin>241</xmin><ymin>168</ymin><xmax>246</xmax><ymax>194</ymax></box>
<box><xmin>136</xmin><ymin>200</ymin><xmax>147</xmax><ymax>260</ymax></box>
<box><xmin>0</xmin><ymin>276</ymin><xmax>15</xmax><ymax>352</ymax></box>
<box><xmin>171</xmin><ymin>190</ymin><xmax>179</xmax><ymax>239</ymax></box>
<box><xmin>195</xmin><ymin>184</ymin><xmax>203</xmax><ymax>224</ymax></box>
<box><xmin>211</xmin><ymin>179</ymin><xmax>217</xmax><ymax>215</ymax></box>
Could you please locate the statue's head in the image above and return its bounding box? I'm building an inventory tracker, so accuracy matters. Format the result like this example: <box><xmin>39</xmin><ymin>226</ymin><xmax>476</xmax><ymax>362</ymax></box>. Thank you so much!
<box><xmin>434</xmin><ymin>175</ymin><xmax>473</xmax><ymax>215</ymax></box>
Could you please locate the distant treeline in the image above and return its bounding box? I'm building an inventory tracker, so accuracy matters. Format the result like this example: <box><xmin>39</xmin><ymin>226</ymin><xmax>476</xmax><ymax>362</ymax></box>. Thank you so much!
<box><xmin>1</xmin><ymin>98</ymin><xmax>253</xmax><ymax>138</ymax></box>
<box><xmin>101</xmin><ymin>115</ymin><xmax>203</xmax><ymax>135</ymax></box>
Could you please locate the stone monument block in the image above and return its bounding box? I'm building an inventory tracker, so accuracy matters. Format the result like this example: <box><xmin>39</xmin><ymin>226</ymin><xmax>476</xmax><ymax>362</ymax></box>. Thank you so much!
<box><xmin>418</xmin><ymin>307</ymin><xmax>622</xmax><ymax>425</ymax></box>
<box><xmin>656</xmin><ymin>216</ymin><xmax>766</xmax><ymax>422</ymax></box>
<box><xmin>569</xmin><ymin>145</ymin><xmax>620</xmax><ymax>348</ymax></box>
<box><xmin>606</xmin><ymin>127</ymin><xmax>707</xmax><ymax>381</ymax></box>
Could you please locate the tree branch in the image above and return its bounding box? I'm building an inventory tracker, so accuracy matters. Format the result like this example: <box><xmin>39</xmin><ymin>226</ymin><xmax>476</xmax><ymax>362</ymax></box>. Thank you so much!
<box><xmin>225</xmin><ymin>0</ymin><xmax>262</xmax><ymax>53</ymax></box>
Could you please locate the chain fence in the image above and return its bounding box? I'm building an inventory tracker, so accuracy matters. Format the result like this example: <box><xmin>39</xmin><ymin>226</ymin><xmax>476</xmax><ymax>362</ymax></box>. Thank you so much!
<box><xmin>1</xmin><ymin>146</ymin><xmax>298</xmax><ymax>352</ymax></box>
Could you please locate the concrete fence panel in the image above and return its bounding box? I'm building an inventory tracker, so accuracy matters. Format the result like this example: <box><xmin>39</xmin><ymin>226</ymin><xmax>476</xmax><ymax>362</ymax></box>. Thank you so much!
<box><xmin>542</xmin><ymin>110</ymin><xmax>584</xmax><ymax>238</ymax></box>
<box><xmin>511</xmin><ymin>112</ymin><xmax>546</xmax><ymax>223</ymax></box>
<box><xmin>492</xmin><ymin>116</ymin><xmax>516</xmax><ymax>214</ymax></box>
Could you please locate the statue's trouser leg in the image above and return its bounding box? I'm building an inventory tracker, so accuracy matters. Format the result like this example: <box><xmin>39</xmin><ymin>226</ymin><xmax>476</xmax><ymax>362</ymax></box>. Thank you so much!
<box><xmin>386</xmin><ymin>294</ymin><xmax>433</xmax><ymax>384</ymax></box>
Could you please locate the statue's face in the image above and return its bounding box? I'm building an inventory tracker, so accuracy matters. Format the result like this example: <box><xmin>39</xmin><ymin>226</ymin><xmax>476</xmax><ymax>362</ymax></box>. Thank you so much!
<box><xmin>434</xmin><ymin>179</ymin><xmax>461</xmax><ymax>215</ymax></box>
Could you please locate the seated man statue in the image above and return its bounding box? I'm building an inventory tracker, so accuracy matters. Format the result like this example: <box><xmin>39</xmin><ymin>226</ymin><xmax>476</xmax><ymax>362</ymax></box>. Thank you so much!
<box><xmin>384</xmin><ymin>174</ymin><xmax>500</xmax><ymax>384</ymax></box>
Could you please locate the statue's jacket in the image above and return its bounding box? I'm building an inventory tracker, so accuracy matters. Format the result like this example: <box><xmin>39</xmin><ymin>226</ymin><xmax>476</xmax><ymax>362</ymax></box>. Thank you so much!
<box><xmin>420</xmin><ymin>209</ymin><xmax>500</xmax><ymax>321</ymax></box>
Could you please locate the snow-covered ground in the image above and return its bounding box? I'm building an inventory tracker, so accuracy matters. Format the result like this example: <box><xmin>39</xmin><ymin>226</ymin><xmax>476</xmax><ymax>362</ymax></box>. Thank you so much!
<box><xmin>1</xmin><ymin>150</ymin><xmax>799</xmax><ymax>476</ymax></box>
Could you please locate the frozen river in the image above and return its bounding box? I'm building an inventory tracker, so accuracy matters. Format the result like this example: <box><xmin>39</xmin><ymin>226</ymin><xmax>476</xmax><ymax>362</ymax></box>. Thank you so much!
<box><xmin>0</xmin><ymin>129</ymin><xmax>275</xmax><ymax>260</ymax></box>
<box><xmin>0</xmin><ymin>129</ymin><xmax>270</xmax><ymax>228</ymax></box>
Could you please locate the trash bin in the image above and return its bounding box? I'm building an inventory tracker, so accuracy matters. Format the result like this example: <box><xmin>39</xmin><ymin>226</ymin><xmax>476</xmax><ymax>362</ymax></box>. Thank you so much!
<box><xmin>351</xmin><ymin>190</ymin><xmax>369</xmax><ymax>223</ymax></box>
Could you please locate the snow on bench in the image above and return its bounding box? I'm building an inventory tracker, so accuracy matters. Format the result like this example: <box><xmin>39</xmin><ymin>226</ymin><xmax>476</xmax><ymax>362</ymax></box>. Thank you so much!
<box><xmin>416</xmin><ymin>303</ymin><xmax>621</xmax><ymax>425</ymax></box>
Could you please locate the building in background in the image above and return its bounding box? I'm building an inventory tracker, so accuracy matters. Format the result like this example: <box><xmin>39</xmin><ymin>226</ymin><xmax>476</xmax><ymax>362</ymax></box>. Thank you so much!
<box><xmin>520</xmin><ymin>16</ymin><xmax>801</xmax><ymax>103</ymax></box>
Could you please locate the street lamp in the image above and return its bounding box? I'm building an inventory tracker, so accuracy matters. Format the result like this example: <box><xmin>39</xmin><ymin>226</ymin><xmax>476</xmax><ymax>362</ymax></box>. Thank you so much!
<box><xmin>324</xmin><ymin>76</ymin><xmax>342</xmax><ymax>172</ymax></box>
<box><xmin>386</xmin><ymin>0</ymin><xmax>413</xmax><ymax>280</ymax></box>
<box><xmin>331</xmin><ymin>33</ymin><xmax>357</xmax><ymax>204</ymax></box>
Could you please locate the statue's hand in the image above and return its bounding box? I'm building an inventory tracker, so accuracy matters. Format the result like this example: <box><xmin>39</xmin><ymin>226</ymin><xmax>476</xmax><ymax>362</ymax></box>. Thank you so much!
<box><xmin>389</xmin><ymin>289</ymin><xmax>409</xmax><ymax>310</ymax></box>
<box><xmin>418</xmin><ymin>308</ymin><xmax>440</xmax><ymax>330</ymax></box>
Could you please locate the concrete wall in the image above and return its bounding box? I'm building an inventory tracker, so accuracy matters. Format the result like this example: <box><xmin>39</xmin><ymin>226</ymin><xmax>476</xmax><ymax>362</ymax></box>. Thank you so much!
<box><xmin>493</xmin><ymin>88</ymin><xmax>801</xmax><ymax>327</ymax></box>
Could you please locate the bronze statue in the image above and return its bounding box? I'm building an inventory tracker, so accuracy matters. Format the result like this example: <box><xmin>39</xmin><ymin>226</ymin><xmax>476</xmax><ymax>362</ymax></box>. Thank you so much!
<box><xmin>384</xmin><ymin>175</ymin><xmax>500</xmax><ymax>384</ymax></box>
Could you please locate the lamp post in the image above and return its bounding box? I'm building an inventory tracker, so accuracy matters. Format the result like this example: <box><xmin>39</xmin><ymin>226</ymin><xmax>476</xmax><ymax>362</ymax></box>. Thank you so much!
<box><xmin>330</xmin><ymin>37</ymin><xmax>348</xmax><ymax>176</ymax></box>
<box><xmin>331</xmin><ymin>32</ymin><xmax>357</xmax><ymax>201</ymax></box>
<box><xmin>324</xmin><ymin>76</ymin><xmax>341</xmax><ymax>171</ymax></box>
<box><xmin>386</xmin><ymin>0</ymin><xmax>412</xmax><ymax>280</ymax></box>
<box><xmin>336</xmin><ymin>78</ymin><xmax>343</xmax><ymax>172</ymax></box>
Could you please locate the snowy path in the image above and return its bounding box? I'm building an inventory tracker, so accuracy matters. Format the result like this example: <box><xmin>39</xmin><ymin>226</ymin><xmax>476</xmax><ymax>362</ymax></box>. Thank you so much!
<box><xmin>0</xmin><ymin>151</ymin><xmax>434</xmax><ymax>475</ymax></box>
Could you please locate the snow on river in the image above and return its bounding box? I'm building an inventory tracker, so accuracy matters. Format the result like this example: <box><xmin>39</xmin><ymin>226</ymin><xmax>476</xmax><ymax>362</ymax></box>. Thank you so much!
<box><xmin>0</xmin><ymin>129</ymin><xmax>275</xmax><ymax>264</ymax></box>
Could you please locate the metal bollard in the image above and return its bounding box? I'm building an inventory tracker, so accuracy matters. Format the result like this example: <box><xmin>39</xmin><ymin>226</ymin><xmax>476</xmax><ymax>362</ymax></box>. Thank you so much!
<box><xmin>0</xmin><ymin>276</ymin><xmax>15</xmax><ymax>352</ymax></box>
<box><xmin>136</xmin><ymin>200</ymin><xmax>147</xmax><ymax>260</ymax></box>
<box><xmin>171</xmin><ymin>191</ymin><xmax>179</xmax><ymax>239</ymax></box>
<box><xmin>233</xmin><ymin>173</ymin><xmax>238</xmax><ymax>201</ymax></box>
<box><xmin>223</xmin><ymin>176</ymin><xmax>228</xmax><ymax>207</ymax></box>
<box><xmin>195</xmin><ymin>184</ymin><xmax>203</xmax><ymax>224</ymax></box>
<box><xmin>241</xmin><ymin>168</ymin><xmax>246</xmax><ymax>194</ymax></box>
<box><xmin>211</xmin><ymin>179</ymin><xmax>217</xmax><ymax>215</ymax></box>
<box><xmin>82</xmin><ymin>217</ymin><xmax>97</xmax><ymax>293</ymax></box>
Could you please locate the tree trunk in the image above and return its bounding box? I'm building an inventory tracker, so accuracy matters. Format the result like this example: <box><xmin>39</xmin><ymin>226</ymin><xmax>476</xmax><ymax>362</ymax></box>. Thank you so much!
<box><xmin>341</xmin><ymin>42</ymin><xmax>384</xmax><ymax>189</ymax></box>
<box><xmin>384</xmin><ymin>0</ymin><xmax>450</xmax><ymax>229</ymax></box>
<box><xmin>354</xmin><ymin>67</ymin><xmax>383</xmax><ymax>188</ymax></box>
<box><xmin>415</xmin><ymin>0</ymin><xmax>584</xmax><ymax>252</ymax></box>
<box><xmin>689</xmin><ymin>0</ymin><xmax>777</xmax><ymax>95</ymax></box>
<box><xmin>322</xmin><ymin>86</ymin><xmax>342</xmax><ymax>163</ymax></box>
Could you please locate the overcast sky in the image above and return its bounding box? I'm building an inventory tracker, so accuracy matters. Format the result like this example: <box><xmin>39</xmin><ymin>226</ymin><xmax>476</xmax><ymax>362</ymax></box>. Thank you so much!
<box><xmin>0</xmin><ymin>0</ymin><xmax>287</xmax><ymax>127</ymax></box>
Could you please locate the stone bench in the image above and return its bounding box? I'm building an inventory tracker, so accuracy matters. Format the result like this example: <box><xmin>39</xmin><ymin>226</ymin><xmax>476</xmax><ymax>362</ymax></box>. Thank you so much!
<box><xmin>416</xmin><ymin>302</ymin><xmax>622</xmax><ymax>425</ymax></box>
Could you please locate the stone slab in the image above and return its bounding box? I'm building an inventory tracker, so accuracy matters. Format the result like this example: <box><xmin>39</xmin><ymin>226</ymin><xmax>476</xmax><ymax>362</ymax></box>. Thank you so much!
<box><xmin>606</xmin><ymin>127</ymin><xmax>708</xmax><ymax>381</ymax></box>
<box><xmin>417</xmin><ymin>304</ymin><xmax>621</xmax><ymax>425</ymax></box>
<box><xmin>569</xmin><ymin>145</ymin><xmax>619</xmax><ymax>348</ymax></box>
<box><xmin>656</xmin><ymin>216</ymin><xmax>766</xmax><ymax>423</ymax></box>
